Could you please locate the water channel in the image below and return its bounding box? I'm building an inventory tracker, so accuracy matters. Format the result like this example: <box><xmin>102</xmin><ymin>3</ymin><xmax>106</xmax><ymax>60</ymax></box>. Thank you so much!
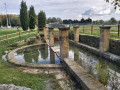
<box><xmin>54</xmin><ymin>41</ymin><xmax>120</xmax><ymax>90</ymax></box>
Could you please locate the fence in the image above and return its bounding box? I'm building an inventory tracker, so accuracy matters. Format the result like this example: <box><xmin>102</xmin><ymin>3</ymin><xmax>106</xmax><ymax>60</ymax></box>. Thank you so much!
<box><xmin>78</xmin><ymin>25</ymin><xmax>120</xmax><ymax>38</ymax></box>
<box><xmin>0</xmin><ymin>30</ymin><xmax>38</xmax><ymax>44</ymax></box>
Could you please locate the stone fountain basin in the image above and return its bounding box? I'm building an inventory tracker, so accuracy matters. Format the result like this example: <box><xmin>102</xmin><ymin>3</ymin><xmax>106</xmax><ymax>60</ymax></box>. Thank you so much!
<box><xmin>8</xmin><ymin>44</ymin><xmax>62</xmax><ymax>68</ymax></box>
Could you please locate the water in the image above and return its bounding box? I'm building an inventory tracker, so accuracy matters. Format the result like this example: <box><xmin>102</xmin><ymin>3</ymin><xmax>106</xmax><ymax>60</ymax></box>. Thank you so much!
<box><xmin>14</xmin><ymin>44</ymin><xmax>60</xmax><ymax>64</ymax></box>
<box><xmin>2</xmin><ymin>51</ymin><xmax>8</xmax><ymax>62</ymax></box>
<box><xmin>54</xmin><ymin>41</ymin><xmax>120</xmax><ymax>90</ymax></box>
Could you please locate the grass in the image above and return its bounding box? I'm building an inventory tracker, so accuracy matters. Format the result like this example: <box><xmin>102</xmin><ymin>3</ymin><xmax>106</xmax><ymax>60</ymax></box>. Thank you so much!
<box><xmin>0</xmin><ymin>28</ymin><xmax>61</xmax><ymax>90</ymax></box>
<box><xmin>69</xmin><ymin>25</ymin><xmax>120</xmax><ymax>39</ymax></box>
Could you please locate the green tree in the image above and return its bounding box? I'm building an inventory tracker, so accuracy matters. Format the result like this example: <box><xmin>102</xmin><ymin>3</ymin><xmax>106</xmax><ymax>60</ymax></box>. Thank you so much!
<box><xmin>11</xmin><ymin>16</ymin><xmax>20</xmax><ymax>26</ymax></box>
<box><xmin>1</xmin><ymin>17</ymin><xmax>7</xmax><ymax>26</ymax></box>
<box><xmin>109</xmin><ymin>17</ymin><xmax>117</xmax><ymax>24</ymax></box>
<box><xmin>38</xmin><ymin>11</ymin><xmax>46</xmax><ymax>29</ymax></box>
<box><xmin>20</xmin><ymin>0</ymin><xmax>29</xmax><ymax>31</ymax></box>
<box><xmin>29</xmin><ymin>5</ymin><xmax>36</xmax><ymax>30</ymax></box>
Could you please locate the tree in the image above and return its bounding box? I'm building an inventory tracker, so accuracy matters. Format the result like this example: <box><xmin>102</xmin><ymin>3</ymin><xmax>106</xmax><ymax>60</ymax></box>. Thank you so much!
<box><xmin>29</xmin><ymin>5</ymin><xmax>36</xmax><ymax>30</ymax></box>
<box><xmin>38</xmin><ymin>11</ymin><xmax>46</xmax><ymax>29</ymax></box>
<box><xmin>106</xmin><ymin>0</ymin><xmax>120</xmax><ymax>9</ymax></box>
<box><xmin>99</xmin><ymin>20</ymin><xmax>104</xmax><ymax>24</ymax></box>
<box><xmin>20</xmin><ymin>0</ymin><xmax>29</xmax><ymax>31</ymax></box>
<box><xmin>11</xmin><ymin>16</ymin><xmax>20</xmax><ymax>26</ymax></box>
<box><xmin>109</xmin><ymin>17</ymin><xmax>117</xmax><ymax>24</ymax></box>
<box><xmin>47</xmin><ymin>17</ymin><xmax>62</xmax><ymax>24</ymax></box>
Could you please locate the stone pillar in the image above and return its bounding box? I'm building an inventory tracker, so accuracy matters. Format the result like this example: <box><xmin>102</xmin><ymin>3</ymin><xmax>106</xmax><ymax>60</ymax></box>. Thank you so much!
<box><xmin>99</xmin><ymin>26</ymin><xmax>111</xmax><ymax>52</ymax></box>
<box><xmin>59</xmin><ymin>26</ymin><xmax>70</xmax><ymax>60</ymax></box>
<box><xmin>74</xmin><ymin>26</ymin><xmax>79</xmax><ymax>42</ymax></box>
<box><xmin>50</xmin><ymin>48</ymin><xmax>55</xmax><ymax>64</ymax></box>
<box><xmin>44</xmin><ymin>27</ymin><xmax>48</xmax><ymax>39</ymax></box>
<box><xmin>49</xmin><ymin>27</ymin><xmax>54</xmax><ymax>47</ymax></box>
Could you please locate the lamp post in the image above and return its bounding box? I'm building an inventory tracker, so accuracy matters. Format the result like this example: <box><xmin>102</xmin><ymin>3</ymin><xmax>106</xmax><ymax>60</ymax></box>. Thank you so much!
<box><xmin>4</xmin><ymin>3</ymin><xmax>9</xmax><ymax>28</ymax></box>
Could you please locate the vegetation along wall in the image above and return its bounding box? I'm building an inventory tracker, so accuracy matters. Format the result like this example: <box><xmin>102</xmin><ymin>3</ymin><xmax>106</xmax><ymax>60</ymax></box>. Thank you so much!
<box><xmin>69</xmin><ymin>34</ymin><xmax>120</xmax><ymax>56</ymax></box>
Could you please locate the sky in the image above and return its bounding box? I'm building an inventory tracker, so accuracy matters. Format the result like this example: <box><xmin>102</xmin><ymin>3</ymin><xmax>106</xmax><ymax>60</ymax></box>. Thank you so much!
<box><xmin>0</xmin><ymin>0</ymin><xmax>120</xmax><ymax>21</ymax></box>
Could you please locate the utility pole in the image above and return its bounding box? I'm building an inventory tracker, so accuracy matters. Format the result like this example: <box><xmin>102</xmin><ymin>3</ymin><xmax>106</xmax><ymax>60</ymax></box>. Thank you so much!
<box><xmin>4</xmin><ymin>3</ymin><xmax>9</xmax><ymax>28</ymax></box>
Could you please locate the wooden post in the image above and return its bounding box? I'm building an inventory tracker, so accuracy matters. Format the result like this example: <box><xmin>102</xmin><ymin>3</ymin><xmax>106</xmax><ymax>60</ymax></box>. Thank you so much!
<box><xmin>19</xmin><ymin>32</ymin><xmax>21</xmax><ymax>39</ymax></box>
<box><xmin>6</xmin><ymin>34</ymin><xmax>8</xmax><ymax>43</ymax></box>
<box><xmin>29</xmin><ymin>31</ymin><xmax>31</xmax><ymax>37</ymax></box>
<box><xmin>118</xmin><ymin>24</ymin><xmax>120</xmax><ymax>36</ymax></box>
<box><xmin>83</xmin><ymin>26</ymin><xmax>85</xmax><ymax>33</ymax></box>
<box><xmin>37</xmin><ymin>28</ymin><xmax>39</xmax><ymax>34</ymax></box>
<box><xmin>91</xmin><ymin>25</ymin><xmax>93</xmax><ymax>35</ymax></box>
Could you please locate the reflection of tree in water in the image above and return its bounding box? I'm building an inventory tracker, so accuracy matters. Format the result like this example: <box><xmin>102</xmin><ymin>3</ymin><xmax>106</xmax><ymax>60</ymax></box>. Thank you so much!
<box><xmin>45</xmin><ymin>44</ymin><xmax>48</xmax><ymax>57</ymax></box>
<box><xmin>50</xmin><ymin>48</ymin><xmax>55</xmax><ymax>64</ymax></box>
<box><xmin>24</xmin><ymin>47</ymin><xmax>33</xmax><ymax>63</ymax></box>
<box><xmin>39</xmin><ymin>45</ymin><xmax>48</xmax><ymax>60</ymax></box>
<box><xmin>96</xmin><ymin>60</ymin><xmax>110</xmax><ymax>86</ymax></box>
<box><xmin>32</xmin><ymin>49</ymin><xmax>39</xmax><ymax>63</ymax></box>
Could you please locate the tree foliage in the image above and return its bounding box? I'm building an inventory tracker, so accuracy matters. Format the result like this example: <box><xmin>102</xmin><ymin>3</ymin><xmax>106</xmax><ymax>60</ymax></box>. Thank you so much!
<box><xmin>38</xmin><ymin>11</ymin><xmax>46</xmax><ymax>28</ymax></box>
<box><xmin>47</xmin><ymin>17</ymin><xmax>62</xmax><ymax>24</ymax></box>
<box><xmin>63</xmin><ymin>18</ymin><xmax>92</xmax><ymax>24</ymax></box>
<box><xmin>106</xmin><ymin>0</ymin><xmax>120</xmax><ymax>9</ymax></box>
<box><xmin>11</xmin><ymin>16</ymin><xmax>20</xmax><ymax>26</ymax></box>
<box><xmin>92</xmin><ymin>17</ymin><xmax>117</xmax><ymax>25</ymax></box>
<box><xmin>20</xmin><ymin>0</ymin><xmax>29</xmax><ymax>31</ymax></box>
<box><xmin>29</xmin><ymin>5</ymin><xmax>36</xmax><ymax>30</ymax></box>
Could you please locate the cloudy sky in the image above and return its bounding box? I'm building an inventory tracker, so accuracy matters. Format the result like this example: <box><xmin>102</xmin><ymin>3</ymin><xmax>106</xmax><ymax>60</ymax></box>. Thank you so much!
<box><xmin>0</xmin><ymin>0</ymin><xmax>120</xmax><ymax>20</ymax></box>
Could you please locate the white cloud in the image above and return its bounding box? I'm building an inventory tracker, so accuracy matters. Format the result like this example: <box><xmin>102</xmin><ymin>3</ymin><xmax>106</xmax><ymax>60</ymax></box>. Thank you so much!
<box><xmin>82</xmin><ymin>7</ymin><xmax>114</xmax><ymax>16</ymax></box>
<box><xmin>0</xmin><ymin>0</ymin><xmax>119</xmax><ymax>20</ymax></box>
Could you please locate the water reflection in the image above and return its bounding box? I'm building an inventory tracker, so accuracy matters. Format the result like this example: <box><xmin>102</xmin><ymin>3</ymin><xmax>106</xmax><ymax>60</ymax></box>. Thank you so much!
<box><xmin>54</xmin><ymin>41</ymin><xmax>120</xmax><ymax>90</ymax></box>
<box><xmin>14</xmin><ymin>44</ymin><xmax>60</xmax><ymax>64</ymax></box>
<box><xmin>50</xmin><ymin>48</ymin><xmax>55</xmax><ymax>64</ymax></box>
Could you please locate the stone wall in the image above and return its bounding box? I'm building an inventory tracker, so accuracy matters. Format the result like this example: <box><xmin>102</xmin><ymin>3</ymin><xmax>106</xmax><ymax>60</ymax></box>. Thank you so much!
<box><xmin>79</xmin><ymin>34</ymin><xmax>99</xmax><ymax>49</ymax></box>
<box><xmin>69</xmin><ymin>34</ymin><xmax>120</xmax><ymax>56</ymax></box>
<box><xmin>109</xmin><ymin>39</ymin><xmax>120</xmax><ymax>56</ymax></box>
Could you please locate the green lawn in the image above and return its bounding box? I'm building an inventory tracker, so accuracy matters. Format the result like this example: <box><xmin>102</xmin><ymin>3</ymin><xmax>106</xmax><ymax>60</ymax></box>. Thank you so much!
<box><xmin>69</xmin><ymin>25</ymin><xmax>120</xmax><ymax>39</ymax></box>
<box><xmin>0</xmin><ymin>28</ymin><xmax>61</xmax><ymax>90</ymax></box>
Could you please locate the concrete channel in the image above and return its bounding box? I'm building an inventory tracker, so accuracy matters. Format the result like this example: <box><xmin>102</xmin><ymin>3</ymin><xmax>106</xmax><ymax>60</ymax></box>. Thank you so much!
<box><xmin>46</xmin><ymin>39</ymin><xmax>107</xmax><ymax>90</ymax></box>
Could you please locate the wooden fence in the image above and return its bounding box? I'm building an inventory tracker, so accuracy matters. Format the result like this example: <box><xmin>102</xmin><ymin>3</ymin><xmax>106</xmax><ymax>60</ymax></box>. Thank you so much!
<box><xmin>0</xmin><ymin>30</ymin><xmax>38</xmax><ymax>44</ymax></box>
<box><xmin>79</xmin><ymin>25</ymin><xmax>120</xmax><ymax>36</ymax></box>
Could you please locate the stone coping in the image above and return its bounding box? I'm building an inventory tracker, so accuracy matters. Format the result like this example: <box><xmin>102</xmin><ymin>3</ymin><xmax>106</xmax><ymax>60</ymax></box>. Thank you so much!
<box><xmin>99</xmin><ymin>26</ymin><xmax>111</xmax><ymax>29</ymax></box>
<box><xmin>8</xmin><ymin>43</ymin><xmax>62</xmax><ymax>68</ymax></box>
<box><xmin>69</xmin><ymin>40</ymin><xmax>120</xmax><ymax>65</ymax></box>
<box><xmin>62</xmin><ymin>58</ymin><xmax>107</xmax><ymax>90</ymax></box>
<box><xmin>80</xmin><ymin>34</ymin><xmax>120</xmax><ymax>41</ymax></box>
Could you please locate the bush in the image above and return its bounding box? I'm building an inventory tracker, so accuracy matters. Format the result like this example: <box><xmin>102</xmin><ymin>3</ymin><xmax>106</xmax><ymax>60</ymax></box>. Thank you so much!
<box><xmin>27</xmin><ymin>38</ymin><xmax>36</xmax><ymax>45</ymax></box>
<box><xmin>69</xmin><ymin>28</ymin><xmax>74</xmax><ymax>40</ymax></box>
<box><xmin>9</xmin><ymin>43</ymin><xmax>18</xmax><ymax>47</ymax></box>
